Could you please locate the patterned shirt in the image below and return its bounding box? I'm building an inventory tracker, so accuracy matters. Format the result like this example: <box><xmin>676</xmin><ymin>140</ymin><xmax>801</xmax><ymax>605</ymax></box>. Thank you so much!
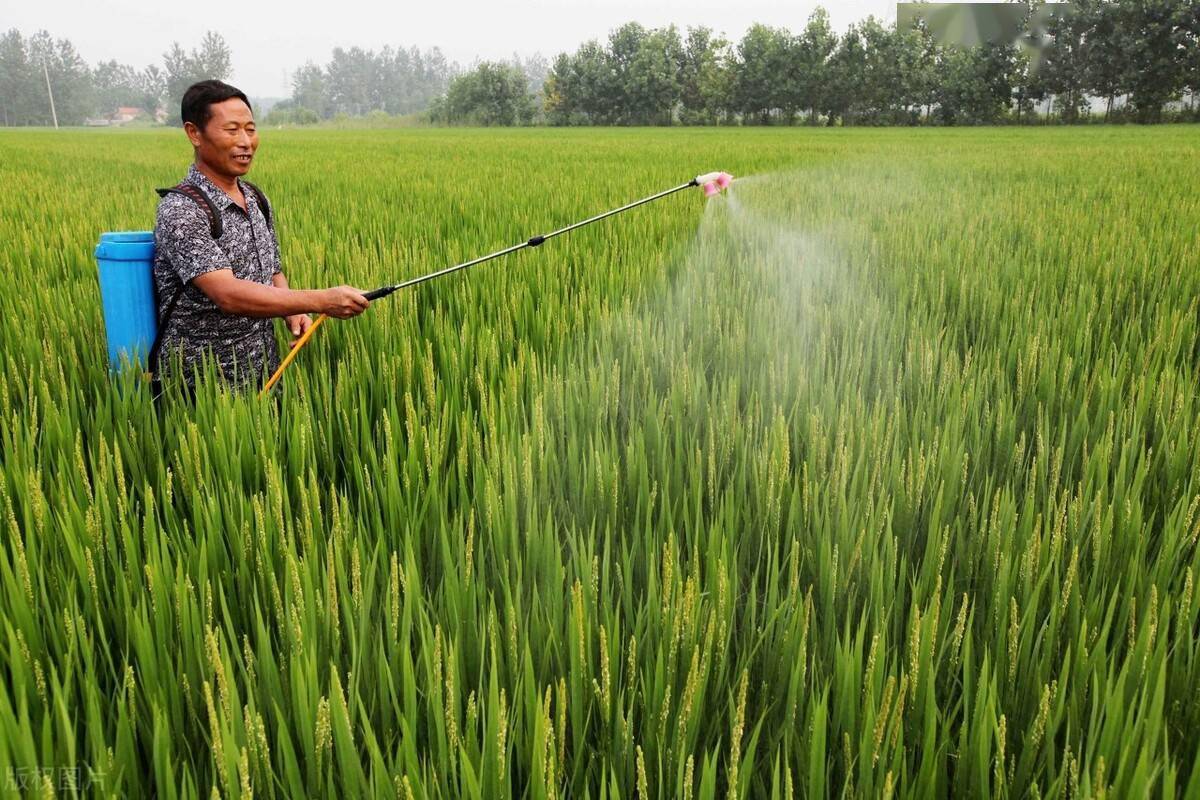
<box><xmin>153</xmin><ymin>163</ymin><xmax>282</xmax><ymax>391</ymax></box>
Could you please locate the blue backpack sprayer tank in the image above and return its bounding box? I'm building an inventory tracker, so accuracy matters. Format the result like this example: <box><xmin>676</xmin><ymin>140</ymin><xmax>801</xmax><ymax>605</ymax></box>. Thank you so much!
<box><xmin>94</xmin><ymin>231</ymin><xmax>160</xmax><ymax>374</ymax></box>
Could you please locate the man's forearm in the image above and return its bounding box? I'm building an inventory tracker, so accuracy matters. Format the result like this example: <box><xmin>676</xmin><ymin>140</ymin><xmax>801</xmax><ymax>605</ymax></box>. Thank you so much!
<box><xmin>220</xmin><ymin>282</ymin><xmax>322</xmax><ymax>317</ymax></box>
<box><xmin>192</xmin><ymin>269</ymin><xmax>368</xmax><ymax>319</ymax></box>
<box><xmin>196</xmin><ymin>271</ymin><xmax>324</xmax><ymax>317</ymax></box>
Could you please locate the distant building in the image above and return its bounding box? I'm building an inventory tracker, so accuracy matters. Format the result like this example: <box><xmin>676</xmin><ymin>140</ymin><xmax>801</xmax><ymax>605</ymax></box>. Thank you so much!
<box><xmin>85</xmin><ymin>106</ymin><xmax>166</xmax><ymax>127</ymax></box>
<box><xmin>112</xmin><ymin>107</ymin><xmax>143</xmax><ymax>124</ymax></box>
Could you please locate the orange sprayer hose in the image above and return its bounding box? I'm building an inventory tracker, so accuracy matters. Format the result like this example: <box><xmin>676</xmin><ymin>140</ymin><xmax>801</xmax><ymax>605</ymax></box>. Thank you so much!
<box><xmin>260</xmin><ymin>313</ymin><xmax>329</xmax><ymax>396</ymax></box>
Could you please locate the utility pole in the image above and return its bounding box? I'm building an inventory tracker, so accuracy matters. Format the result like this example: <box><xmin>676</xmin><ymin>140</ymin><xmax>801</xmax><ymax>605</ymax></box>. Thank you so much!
<box><xmin>43</xmin><ymin>59</ymin><xmax>59</xmax><ymax>129</ymax></box>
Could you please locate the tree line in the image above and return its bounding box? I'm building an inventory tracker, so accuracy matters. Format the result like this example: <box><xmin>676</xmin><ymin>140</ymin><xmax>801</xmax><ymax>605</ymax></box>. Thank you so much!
<box><xmin>440</xmin><ymin>0</ymin><xmax>1199</xmax><ymax>126</ymax></box>
<box><xmin>0</xmin><ymin>29</ymin><xmax>235</xmax><ymax>126</ymax></box>
<box><xmin>269</xmin><ymin>46</ymin><xmax>458</xmax><ymax>124</ymax></box>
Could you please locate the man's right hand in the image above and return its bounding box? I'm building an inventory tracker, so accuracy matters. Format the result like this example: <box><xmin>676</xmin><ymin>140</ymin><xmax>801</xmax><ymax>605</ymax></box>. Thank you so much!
<box><xmin>321</xmin><ymin>286</ymin><xmax>370</xmax><ymax>318</ymax></box>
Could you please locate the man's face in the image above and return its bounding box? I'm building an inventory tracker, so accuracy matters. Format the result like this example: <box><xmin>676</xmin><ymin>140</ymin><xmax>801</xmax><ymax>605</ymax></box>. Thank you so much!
<box><xmin>185</xmin><ymin>98</ymin><xmax>258</xmax><ymax>178</ymax></box>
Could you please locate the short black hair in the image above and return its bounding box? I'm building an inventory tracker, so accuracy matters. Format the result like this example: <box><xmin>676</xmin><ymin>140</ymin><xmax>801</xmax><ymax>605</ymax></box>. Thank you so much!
<box><xmin>181</xmin><ymin>80</ymin><xmax>252</xmax><ymax>130</ymax></box>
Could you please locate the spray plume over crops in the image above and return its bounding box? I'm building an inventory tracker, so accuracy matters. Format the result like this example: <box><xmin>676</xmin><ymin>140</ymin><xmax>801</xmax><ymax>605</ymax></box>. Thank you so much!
<box><xmin>0</xmin><ymin>126</ymin><xmax>1198</xmax><ymax>797</ymax></box>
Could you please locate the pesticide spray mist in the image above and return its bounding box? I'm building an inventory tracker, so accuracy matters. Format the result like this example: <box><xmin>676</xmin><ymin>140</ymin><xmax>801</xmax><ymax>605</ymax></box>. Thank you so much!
<box><xmin>517</xmin><ymin>168</ymin><xmax>892</xmax><ymax>534</ymax></box>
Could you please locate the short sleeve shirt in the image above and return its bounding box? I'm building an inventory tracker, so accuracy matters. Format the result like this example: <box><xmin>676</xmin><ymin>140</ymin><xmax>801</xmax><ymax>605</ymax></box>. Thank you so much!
<box><xmin>153</xmin><ymin>164</ymin><xmax>282</xmax><ymax>390</ymax></box>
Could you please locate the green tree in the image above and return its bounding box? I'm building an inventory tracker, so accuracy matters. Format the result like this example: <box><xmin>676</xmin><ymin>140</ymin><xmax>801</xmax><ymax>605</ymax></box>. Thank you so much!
<box><xmin>733</xmin><ymin>24</ymin><xmax>793</xmax><ymax>124</ymax></box>
<box><xmin>824</xmin><ymin>24</ymin><xmax>867</xmax><ymax>125</ymax></box>
<box><xmin>1080</xmin><ymin>0</ymin><xmax>1129</xmax><ymax>120</ymax></box>
<box><xmin>443</xmin><ymin>61</ymin><xmax>534</xmax><ymax>125</ymax></box>
<box><xmin>677</xmin><ymin>27</ymin><xmax>725</xmax><ymax>124</ymax></box>
<box><xmin>325</xmin><ymin>47</ymin><xmax>375</xmax><ymax>117</ymax></box>
<box><xmin>895</xmin><ymin>19</ymin><xmax>939</xmax><ymax>123</ymax></box>
<box><xmin>545</xmin><ymin>40</ymin><xmax>618</xmax><ymax>124</ymax></box>
<box><xmin>91</xmin><ymin>60</ymin><xmax>140</xmax><ymax>115</ymax></box>
<box><xmin>981</xmin><ymin>41</ymin><xmax>1020</xmax><ymax>122</ymax></box>
<box><xmin>542</xmin><ymin>53</ymin><xmax>577</xmax><ymax>124</ymax></box>
<box><xmin>1013</xmin><ymin>47</ymin><xmax>1047</xmax><ymax>123</ymax></box>
<box><xmin>291</xmin><ymin>61</ymin><xmax>330</xmax><ymax>118</ymax></box>
<box><xmin>857</xmin><ymin>16</ymin><xmax>906</xmax><ymax>124</ymax></box>
<box><xmin>0</xmin><ymin>29</ymin><xmax>36</xmax><ymax>125</ymax></box>
<box><xmin>163</xmin><ymin>31</ymin><xmax>233</xmax><ymax>125</ymax></box>
<box><xmin>1119</xmin><ymin>0</ymin><xmax>1189</xmax><ymax>122</ymax></box>
<box><xmin>1185</xmin><ymin>0</ymin><xmax>1200</xmax><ymax>116</ymax></box>
<box><xmin>136</xmin><ymin>65</ymin><xmax>165</xmax><ymax>117</ymax></box>
<box><xmin>795</xmin><ymin>8</ymin><xmax>838</xmax><ymax>124</ymax></box>
<box><xmin>1040</xmin><ymin>5</ymin><xmax>1089</xmax><ymax>121</ymax></box>
<box><xmin>627</xmin><ymin>25</ymin><xmax>683</xmax><ymax>124</ymax></box>
<box><xmin>933</xmin><ymin>41</ymin><xmax>1017</xmax><ymax>125</ymax></box>
<box><xmin>514</xmin><ymin>52</ymin><xmax>550</xmax><ymax>97</ymax></box>
<box><xmin>27</xmin><ymin>31</ymin><xmax>92</xmax><ymax>125</ymax></box>
<box><xmin>606</xmin><ymin>22</ymin><xmax>649</xmax><ymax>124</ymax></box>
<box><xmin>194</xmin><ymin>32</ymin><xmax>231</xmax><ymax>83</ymax></box>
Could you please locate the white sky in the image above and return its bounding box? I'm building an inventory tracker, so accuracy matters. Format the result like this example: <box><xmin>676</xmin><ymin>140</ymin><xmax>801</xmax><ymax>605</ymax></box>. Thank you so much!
<box><xmin>6</xmin><ymin>0</ymin><xmax>897</xmax><ymax>97</ymax></box>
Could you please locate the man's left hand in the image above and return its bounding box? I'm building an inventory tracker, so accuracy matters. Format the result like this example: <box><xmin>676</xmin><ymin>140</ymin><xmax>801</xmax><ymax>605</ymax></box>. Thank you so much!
<box><xmin>285</xmin><ymin>314</ymin><xmax>313</xmax><ymax>348</ymax></box>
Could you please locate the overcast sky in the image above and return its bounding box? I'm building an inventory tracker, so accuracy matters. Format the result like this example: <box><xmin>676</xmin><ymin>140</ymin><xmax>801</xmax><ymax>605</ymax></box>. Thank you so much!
<box><xmin>7</xmin><ymin>0</ymin><xmax>897</xmax><ymax>97</ymax></box>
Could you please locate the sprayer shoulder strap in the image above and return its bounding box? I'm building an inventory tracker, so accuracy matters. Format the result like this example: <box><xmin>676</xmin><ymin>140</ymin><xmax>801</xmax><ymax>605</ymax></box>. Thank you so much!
<box><xmin>239</xmin><ymin>179</ymin><xmax>273</xmax><ymax>230</ymax></box>
<box><xmin>155</xmin><ymin>182</ymin><xmax>223</xmax><ymax>238</ymax></box>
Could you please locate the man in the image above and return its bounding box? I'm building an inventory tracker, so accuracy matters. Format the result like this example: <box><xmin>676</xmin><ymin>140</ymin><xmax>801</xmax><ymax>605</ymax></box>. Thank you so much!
<box><xmin>153</xmin><ymin>79</ymin><xmax>369</xmax><ymax>393</ymax></box>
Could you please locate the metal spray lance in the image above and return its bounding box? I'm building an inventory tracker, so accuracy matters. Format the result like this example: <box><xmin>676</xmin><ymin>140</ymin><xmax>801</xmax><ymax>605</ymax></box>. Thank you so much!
<box><xmin>259</xmin><ymin>171</ymin><xmax>735</xmax><ymax>396</ymax></box>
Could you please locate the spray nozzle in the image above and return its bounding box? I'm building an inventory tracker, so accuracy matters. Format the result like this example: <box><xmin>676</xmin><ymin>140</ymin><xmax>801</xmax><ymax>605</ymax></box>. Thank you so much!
<box><xmin>695</xmin><ymin>171</ymin><xmax>734</xmax><ymax>196</ymax></box>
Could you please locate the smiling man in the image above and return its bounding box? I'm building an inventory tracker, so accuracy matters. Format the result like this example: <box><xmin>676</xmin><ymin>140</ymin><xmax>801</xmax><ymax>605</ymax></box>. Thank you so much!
<box><xmin>152</xmin><ymin>79</ymin><xmax>370</xmax><ymax>394</ymax></box>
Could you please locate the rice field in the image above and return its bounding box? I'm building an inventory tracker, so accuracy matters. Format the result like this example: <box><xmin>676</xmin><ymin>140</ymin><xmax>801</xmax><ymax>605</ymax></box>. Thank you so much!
<box><xmin>1</xmin><ymin>124</ymin><xmax>1199</xmax><ymax>798</ymax></box>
